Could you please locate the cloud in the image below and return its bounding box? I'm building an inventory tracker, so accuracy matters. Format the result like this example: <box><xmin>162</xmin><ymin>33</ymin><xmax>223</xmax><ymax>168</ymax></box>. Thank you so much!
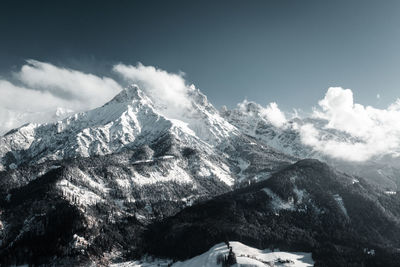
<box><xmin>16</xmin><ymin>60</ymin><xmax>121</xmax><ymax>108</ymax></box>
<box><xmin>235</xmin><ymin>87</ymin><xmax>400</xmax><ymax>162</ymax></box>
<box><xmin>299</xmin><ymin>87</ymin><xmax>400</xmax><ymax>161</ymax></box>
<box><xmin>0</xmin><ymin>80</ymin><xmax>70</xmax><ymax>134</ymax></box>
<box><xmin>113</xmin><ymin>63</ymin><xmax>193</xmax><ymax>117</ymax></box>
<box><xmin>260</xmin><ymin>102</ymin><xmax>287</xmax><ymax>128</ymax></box>
<box><xmin>237</xmin><ymin>99</ymin><xmax>287</xmax><ymax>128</ymax></box>
<box><xmin>2</xmin><ymin>60</ymin><xmax>398</xmax><ymax>163</ymax></box>
<box><xmin>0</xmin><ymin>60</ymin><xmax>122</xmax><ymax>134</ymax></box>
<box><xmin>0</xmin><ymin>61</ymin><xmax>201</xmax><ymax>135</ymax></box>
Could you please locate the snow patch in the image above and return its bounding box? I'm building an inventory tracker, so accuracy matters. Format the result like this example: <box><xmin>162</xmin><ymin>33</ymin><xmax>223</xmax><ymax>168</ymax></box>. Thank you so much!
<box><xmin>9</xmin><ymin>163</ymin><xmax>17</xmax><ymax>169</ymax></box>
<box><xmin>131</xmin><ymin>162</ymin><xmax>193</xmax><ymax>186</ymax></box>
<box><xmin>263</xmin><ymin>188</ymin><xmax>295</xmax><ymax>211</ymax></box>
<box><xmin>132</xmin><ymin>159</ymin><xmax>154</xmax><ymax>165</ymax></box>
<box><xmin>237</xmin><ymin>158</ymin><xmax>251</xmax><ymax>181</ymax></box>
<box><xmin>71</xmin><ymin>234</ymin><xmax>89</xmax><ymax>250</ymax></box>
<box><xmin>131</xmin><ymin>155</ymin><xmax>175</xmax><ymax>165</ymax></box>
<box><xmin>169</xmin><ymin>119</ymin><xmax>196</xmax><ymax>137</ymax></box>
<box><xmin>385</xmin><ymin>191</ymin><xmax>397</xmax><ymax>195</ymax></box>
<box><xmin>112</xmin><ymin>241</ymin><xmax>314</xmax><ymax>267</ymax></box>
<box><xmin>333</xmin><ymin>194</ymin><xmax>348</xmax><ymax>217</ymax></box>
<box><xmin>115</xmin><ymin>178</ymin><xmax>131</xmax><ymax>189</ymax></box>
<box><xmin>58</xmin><ymin>179</ymin><xmax>103</xmax><ymax>206</ymax></box>
<box><xmin>201</xmin><ymin>159</ymin><xmax>234</xmax><ymax>186</ymax></box>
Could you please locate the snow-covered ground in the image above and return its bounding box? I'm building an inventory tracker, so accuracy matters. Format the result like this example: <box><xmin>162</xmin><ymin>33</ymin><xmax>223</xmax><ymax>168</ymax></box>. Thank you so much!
<box><xmin>111</xmin><ymin>241</ymin><xmax>314</xmax><ymax>267</ymax></box>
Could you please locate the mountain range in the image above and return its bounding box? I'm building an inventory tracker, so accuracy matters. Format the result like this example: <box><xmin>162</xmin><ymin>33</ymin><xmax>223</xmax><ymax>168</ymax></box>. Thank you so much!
<box><xmin>0</xmin><ymin>85</ymin><xmax>399</xmax><ymax>266</ymax></box>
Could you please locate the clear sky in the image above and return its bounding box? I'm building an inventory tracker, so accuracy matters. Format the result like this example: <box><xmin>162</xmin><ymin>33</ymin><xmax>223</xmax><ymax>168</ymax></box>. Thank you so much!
<box><xmin>1</xmin><ymin>0</ymin><xmax>400</xmax><ymax>111</ymax></box>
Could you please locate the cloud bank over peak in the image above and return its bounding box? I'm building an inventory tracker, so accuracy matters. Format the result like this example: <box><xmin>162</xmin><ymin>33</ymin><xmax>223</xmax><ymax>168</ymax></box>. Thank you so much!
<box><xmin>237</xmin><ymin>100</ymin><xmax>288</xmax><ymax>128</ymax></box>
<box><xmin>262</xmin><ymin>102</ymin><xmax>287</xmax><ymax>128</ymax></box>
<box><xmin>235</xmin><ymin>87</ymin><xmax>400</xmax><ymax>162</ymax></box>
<box><xmin>0</xmin><ymin>60</ymin><xmax>122</xmax><ymax>134</ymax></box>
<box><xmin>300</xmin><ymin>87</ymin><xmax>400</xmax><ymax>161</ymax></box>
<box><xmin>17</xmin><ymin>60</ymin><xmax>122</xmax><ymax>106</ymax></box>
<box><xmin>0</xmin><ymin>61</ymin><xmax>202</xmax><ymax>135</ymax></box>
<box><xmin>113</xmin><ymin>63</ymin><xmax>193</xmax><ymax>118</ymax></box>
<box><xmin>1</xmin><ymin>60</ymin><xmax>400</xmax><ymax>163</ymax></box>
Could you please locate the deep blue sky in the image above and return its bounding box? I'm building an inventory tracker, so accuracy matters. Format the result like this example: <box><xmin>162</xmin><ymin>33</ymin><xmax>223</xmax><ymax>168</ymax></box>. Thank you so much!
<box><xmin>1</xmin><ymin>0</ymin><xmax>400</xmax><ymax>111</ymax></box>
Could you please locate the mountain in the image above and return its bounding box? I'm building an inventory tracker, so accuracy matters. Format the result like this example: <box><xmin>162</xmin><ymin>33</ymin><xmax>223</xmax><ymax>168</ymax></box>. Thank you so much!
<box><xmin>143</xmin><ymin>159</ymin><xmax>400</xmax><ymax>267</ymax></box>
<box><xmin>221</xmin><ymin>100</ymin><xmax>400</xmax><ymax>191</ymax></box>
<box><xmin>0</xmin><ymin>85</ymin><xmax>294</xmax><ymax>266</ymax></box>
<box><xmin>0</xmin><ymin>85</ymin><xmax>232</xmax><ymax>169</ymax></box>
<box><xmin>1</xmin><ymin>84</ymin><xmax>400</xmax><ymax>266</ymax></box>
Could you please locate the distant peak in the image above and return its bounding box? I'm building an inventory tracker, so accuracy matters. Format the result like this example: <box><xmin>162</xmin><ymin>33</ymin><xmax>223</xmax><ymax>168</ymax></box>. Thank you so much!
<box><xmin>106</xmin><ymin>84</ymin><xmax>148</xmax><ymax>105</ymax></box>
<box><xmin>187</xmin><ymin>85</ymin><xmax>209</xmax><ymax>107</ymax></box>
<box><xmin>237</xmin><ymin>100</ymin><xmax>262</xmax><ymax>115</ymax></box>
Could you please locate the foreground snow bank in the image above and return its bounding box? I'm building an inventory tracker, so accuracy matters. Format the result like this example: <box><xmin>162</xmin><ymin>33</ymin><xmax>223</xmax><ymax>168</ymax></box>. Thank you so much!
<box><xmin>111</xmin><ymin>241</ymin><xmax>314</xmax><ymax>267</ymax></box>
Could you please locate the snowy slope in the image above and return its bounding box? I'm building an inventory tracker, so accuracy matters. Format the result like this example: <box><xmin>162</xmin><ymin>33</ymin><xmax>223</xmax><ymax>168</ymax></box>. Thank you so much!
<box><xmin>221</xmin><ymin>101</ymin><xmax>324</xmax><ymax>159</ymax></box>
<box><xmin>111</xmin><ymin>242</ymin><xmax>314</xmax><ymax>267</ymax></box>
<box><xmin>222</xmin><ymin>100</ymin><xmax>400</xmax><ymax>190</ymax></box>
<box><xmin>0</xmin><ymin>85</ymin><xmax>295</xmax><ymax>266</ymax></box>
<box><xmin>173</xmin><ymin>242</ymin><xmax>313</xmax><ymax>267</ymax></box>
<box><xmin>0</xmin><ymin>84</ymin><xmax>237</xmax><ymax>171</ymax></box>
<box><xmin>0</xmin><ymin>84</ymin><xmax>295</xmax><ymax>191</ymax></box>
<box><xmin>0</xmin><ymin>85</ymin><xmax>297</xmax><ymax>221</ymax></box>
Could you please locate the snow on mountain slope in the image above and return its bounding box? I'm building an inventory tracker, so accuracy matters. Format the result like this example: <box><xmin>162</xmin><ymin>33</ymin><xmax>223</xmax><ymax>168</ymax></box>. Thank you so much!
<box><xmin>0</xmin><ymin>150</ymin><xmax>235</xmax><ymax>266</ymax></box>
<box><xmin>174</xmin><ymin>85</ymin><xmax>238</xmax><ymax>146</ymax></box>
<box><xmin>0</xmin><ymin>84</ymin><xmax>296</xmax><ymax>193</ymax></box>
<box><xmin>0</xmin><ymin>84</ymin><xmax>298</xmax><ymax>265</ymax></box>
<box><xmin>111</xmin><ymin>242</ymin><xmax>314</xmax><ymax>267</ymax></box>
<box><xmin>174</xmin><ymin>242</ymin><xmax>314</xmax><ymax>267</ymax></box>
<box><xmin>221</xmin><ymin>101</ymin><xmax>322</xmax><ymax>159</ymax></box>
<box><xmin>222</xmin><ymin>100</ymin><xmax>400</xmax><ymax>190</ymax></box>
<box><xmin>0</xmin><ymin>85</ymin><xmax>236</xmax><ymax>171</ymax></box>
<box><xmin>142</xmin><ymin>159</ymin><xmax>400</xmax><ymax>266</ymax></box>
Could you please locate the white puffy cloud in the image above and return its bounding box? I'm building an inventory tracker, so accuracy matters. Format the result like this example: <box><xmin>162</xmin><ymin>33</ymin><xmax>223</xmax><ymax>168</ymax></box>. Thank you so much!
<box><xmin>260</xmin><ymin>102</ymin><xmax>287</xmax><ymax>128</ymax></box>
<box><xmin>235</xmin><ymin>87</ymin><xmax>400</xmax><ymax>162</ymax></box>
<box><xmin>0</xmin><ymin>80</ymin><xmax>70</xmax><ymax>134</ymax></box>
<box><xmin>3</xmin><ymin>60</ymin><xmax>399</xmax><ymax>163</ymax></box>
<box><xmin>0</xmin><ymin>60</ymin><xmax>122</xmax><ymax>134</ymax></box>
<box><xmin>237</xmin><ymin>99</ymin><xmax>287</xmax><ymax>128</ymax></box>
<box><xmin>299</xmin><ymin>87</ymin><xmax>400</xmax><ymax>161</ymax></box>
<box><xmin>16</xmin><ymin>59</ymin><xmax>121</xmax><ymax>108</ymax></box>
<box><xmin>0</xmin><ymin>61</ymin><xmax>203</xmax><ymax>135</ymax></box>
<box><xmin>113</xmin><ymin>63</ymin><xmax>192</xmax><ymax>118</ymax></box>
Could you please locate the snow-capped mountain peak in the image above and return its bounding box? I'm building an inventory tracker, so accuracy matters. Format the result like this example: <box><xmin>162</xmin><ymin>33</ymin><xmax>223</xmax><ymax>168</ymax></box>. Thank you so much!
<box><xmin>105</xmin><ymin>84</ymin><xmax>150</xmax><ymax>105</ymax></box>
<box><xmin>0</xmin><ymin>84</ymin><xmax>238</xmax><ymax>171</ymax></box>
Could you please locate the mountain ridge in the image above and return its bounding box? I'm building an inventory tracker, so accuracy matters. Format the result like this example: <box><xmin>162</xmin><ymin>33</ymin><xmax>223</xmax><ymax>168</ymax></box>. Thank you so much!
<box><xmin>221</xmin><ymin>100</ymin><xmax>400</xmax><ymax>190</ymax></box>
<box><xmin>1</xmin><ymin>84</ymin><xmax>399</xmax><ymax>266</ymax></box>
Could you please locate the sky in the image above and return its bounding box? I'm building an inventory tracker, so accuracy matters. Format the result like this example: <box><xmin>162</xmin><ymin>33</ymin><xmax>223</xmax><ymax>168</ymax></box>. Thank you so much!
<box><xmin>1</xmin><ymin>0</ymin><xmax>400</xmax><ymax>110</ymax></box>
<box><xmin>1</xmin><ymin>0</ymin><xmax>400</xmax><ymax>162</ymax></box>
